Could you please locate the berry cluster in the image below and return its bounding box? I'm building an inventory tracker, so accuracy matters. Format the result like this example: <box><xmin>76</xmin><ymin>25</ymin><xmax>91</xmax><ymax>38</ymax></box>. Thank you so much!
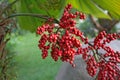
<box><xmin>92</xmin><ymin>31</ymin><xmax>120</xmax><ymax>79</ymax></box>
<box><xmin>37</xmin><ymin>4</ymin><xmax>86</xmax><ymax>67</ymax></box>
<box><xmin>98</xmin><ymin>61</ymin><xmax>120</xmax><ymax>80</ymax></box>
<box><xmin>86</xmin><ymin>56</ymin><xmax>98</xmax><ymax>77</ymax></box>
<box><xmin>36</xmin><ymin>4</ymin><xmax>120</xmax><ymax>80</ymax></box>
<box><xmin>59</xmin><ymin>4</ymin><xmax>85</xmax><ymax>29</ymax></box>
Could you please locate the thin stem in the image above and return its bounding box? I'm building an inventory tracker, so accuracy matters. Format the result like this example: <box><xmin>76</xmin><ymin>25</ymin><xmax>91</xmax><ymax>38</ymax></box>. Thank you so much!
<box><xmin>93</xmin><ymin>50</ymin><xmax>99</xmax><ymax>62</ymax></box>
<box><xmin>0</xmin><ymin>13</ymin><xmax>50</xmax><ymax>24</ymax></box>
<box><xmin>95</xmin><ymin>74</ymin><xmax>98</xmax><ymax>80</ymax></box>
<box><xmin>7</xmin><ymin>13</ymin><xmax>50</xmax><ymax>20</ymax></box>
<box><xmin>55</xmin><ymin>27</ymin><xmax>61</xmax><ymax>33</ymax></box>
<box><xmin>1</xmin><ymin>13</ymin><xmax>59</xmax><ymax>24</ymax></box>
<box><xmin>89</xmin><ymin>15</ymin><xmax>106</xmax><ymax>31</ymax></box>
<box><xmin>88</xmin><ymin>42</ymin><xmax>107</xmax><ymax>62</ymax></box>
<box><xmin>96</xmin><ymin>50</ymin><xmax>108</xmax><ymax>62</ymax></box>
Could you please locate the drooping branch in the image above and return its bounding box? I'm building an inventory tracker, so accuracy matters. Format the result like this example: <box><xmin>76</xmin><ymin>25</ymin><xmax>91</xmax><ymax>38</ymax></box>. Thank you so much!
<box><xmin>90</xmin><ymin>15</ymin><xmax>119</xmax><ymax>32</ymax></box>
<box><xmin>89</xmin><ymin>15</ymin><xmax>106</xmax><ymax>31</ymax></box>
<box><xmin>108</xmin><ymin>20</ymin><xmax>119</xmax><ymax>30</ymax></box>
<box><xmin>98</xmin><ymin>18</ymin><xmax>119</xmax><ymax>31</ymax></box>
<box><xmin>1</xmin><ymin>13</ymin><xmax>59</xmax><ymax>24</ymax></box>
<box><xmin>7</xmin><ymin>13</ymin><xmax>50</xmax><ymax>20</ymax></box>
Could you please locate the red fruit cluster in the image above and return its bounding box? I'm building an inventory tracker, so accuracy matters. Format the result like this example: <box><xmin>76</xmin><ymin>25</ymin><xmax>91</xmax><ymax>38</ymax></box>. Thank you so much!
<box><xmin>86</xmin><ymin>56</ymin><xmax>98</xmax><ymax>77</ymax></box>
<box><xmin>98</xmin><ymin>61</ymin><xmax>120</xmax><ymax>80</ymax></box>
<box><xmin>94</xmin><ymin>31</ymin><xmax>120</xmax><ymax>49</ymax></box>
<box><xmin>37</xmin><ymin>4</ymin><xmax>87</xmax><ymax>66</ymax></box>
<box><xmin>37</xmin><ymin>24</ymin><xmax>54</xmax><ymax>35</ymax></box>
<box><xmin>36</xmin><ymin>4</ymin><xmax>120</xmax><ymax>80</ymax></box>
<box><xmin>59</xmin><ymin>4</ymin><xmax>86</xmax><ymax>29</ymax></box>
<box><xmin>91</xmin><ymin>31</ymin><xmax>120</xmax><ymax>79</ymax></box>
<box><xmin>93</xmin><ymin>31</ymin><xmax>120</xmax><ymax>63</ymax></box>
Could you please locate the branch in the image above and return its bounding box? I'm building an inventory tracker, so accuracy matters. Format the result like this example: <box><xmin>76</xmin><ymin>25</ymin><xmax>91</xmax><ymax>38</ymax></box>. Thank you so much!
<box><xmin>7</xmin><ymin>13</ymin><xmax>50</xmax><ymax>19</ymax></box>
<box><xmin>89</xmin><ymin>15</ymin><xmax>106</xmax><ymax>31</ymax></box>
<box><xmin>88</xmin><ymin>42</ymin><xmax>107</xmax><ymax>62</ymax></box>
<box><xmin>109</xmin><ymin>20</ymin><xmax>119</xmax><ymax>30</ymax></box>
<box><xmin>1</xmin><ymin>13</ymin><xmax>59</xmax><ymax>24</ymax></box>
<box><xmin>0</xmin><ymin>13</ymin><xmax>51</xmax><ymax>24</ymax></box>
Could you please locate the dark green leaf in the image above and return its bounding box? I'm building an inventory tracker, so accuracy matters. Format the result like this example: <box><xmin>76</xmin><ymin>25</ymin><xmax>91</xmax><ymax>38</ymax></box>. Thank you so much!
<box><xmin>15</xmin><ymin>0</ymin><xmax>65</xmax><ymax>32</ymax></box>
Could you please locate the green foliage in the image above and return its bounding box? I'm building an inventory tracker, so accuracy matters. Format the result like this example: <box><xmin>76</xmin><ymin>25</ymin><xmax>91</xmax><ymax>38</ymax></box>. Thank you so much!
<box><xmin>78</xmin><ymin>17</ymin><xmax>97</xmax><ymax>38</ymax></box>
<box><xmin>66</xmin><ymin>0</ymin><xmax>110</xmax><ymax>19</ymax></box>
<box><xmin>14</xmin><ymin>0</ymin><xmax>120</xmax><ymax>32</ymax></box>
<box><xmin>10</xmin><ymin>32</ymin><xmax>62</xmax><ymax>80</ymax></box>
<box><xmin>93</xmin><ymin>0</ymin><xmax>120</xmax><ymax>19</ymax></box>
<box><xmin>15</xmin><ymin>0</ymin><xmax>44</xmax><ymax>32</ymax></box>
<box><xmin>66</xmin><ymin>0</ymin><xmax>120</xmax><ymax>19</ymax></box>
<box><xmin>15</xmin><ymin>0</ymin><xmax>65</xmax><ymax>32</ymax></box>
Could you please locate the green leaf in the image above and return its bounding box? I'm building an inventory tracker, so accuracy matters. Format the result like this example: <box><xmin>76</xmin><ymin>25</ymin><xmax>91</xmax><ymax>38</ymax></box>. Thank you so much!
<box><xmin>15</xmin><ymin>0</ymin><xmax>43</xmax><ymax>32</ymax></box>
<box><xmin>92</xmin><ymin>0</ymin><xmax>120</xmax><ymax>19</ymax></box>
<box><xmin>15</xmin><ymin>0</ymin><xmax>120</xmax><ymax>32</ymax></box>
<box><xmin>66</xmin><ymin>0</ymin><xmax>111</xmax><ymax>19</ymax></box>
<box><xmin>15</xmin><ymin>0</ymin><xmax>65</xmax><ymax>32</ymax></box>
<box><xmin>36</xmin><ymin>0</ymin><xmax>65</xmax><ymax>18</ymax></box>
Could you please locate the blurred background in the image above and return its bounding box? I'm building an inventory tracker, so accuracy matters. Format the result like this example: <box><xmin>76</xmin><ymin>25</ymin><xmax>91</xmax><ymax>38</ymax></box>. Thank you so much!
<box><xmin>0</xmin><ymin>0</ymin><xmax>120</xmax><ymax>80</ymax></box>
